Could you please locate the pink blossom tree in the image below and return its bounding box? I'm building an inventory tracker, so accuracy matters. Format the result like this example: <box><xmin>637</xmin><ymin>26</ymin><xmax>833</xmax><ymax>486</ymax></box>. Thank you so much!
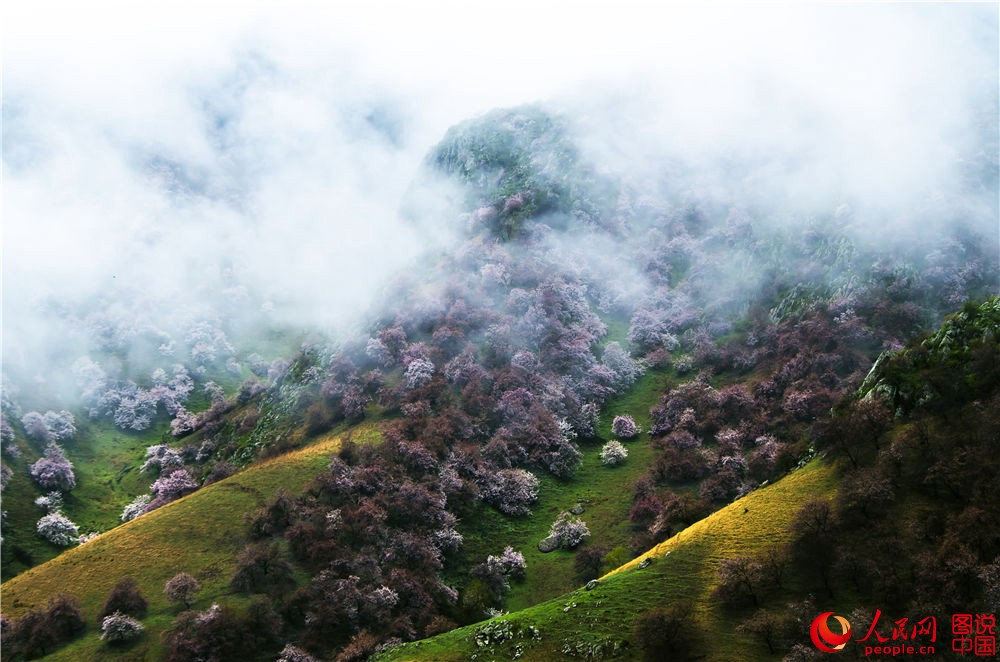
<box><xmin>146</xmin><ymin>468</ymin><xmax>198</xmax><ymax>511</ymax></box>
<box><xmin>164</xmin><ymin>572</ymin><xmax>201</xmax><ymax>608</ymax></box>
<box><xmin>30</xmin><ymin>442</ymin><xmax>76</xmax><ymax>492</ymax></box>
<box><xmin>611</xmin><ymin>414</ymin><xmax>641</xmax><ymax>439</ymax></box>
<box><xmin>100</xmin><ymin>612</ymin><xmax>144</xmax><ymax>643</ymax></box>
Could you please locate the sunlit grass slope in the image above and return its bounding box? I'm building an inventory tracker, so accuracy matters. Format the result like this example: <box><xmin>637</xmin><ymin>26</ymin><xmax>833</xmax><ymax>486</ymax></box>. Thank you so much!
<box><xmin>0</xmin><ymin>423</ymin><xmax>381</xmax><ymax>661</ymax></box>
<box><xmin>378</xmin><ymin>459</ymin><xmax>837</xmax><ymax>662</ymax></box>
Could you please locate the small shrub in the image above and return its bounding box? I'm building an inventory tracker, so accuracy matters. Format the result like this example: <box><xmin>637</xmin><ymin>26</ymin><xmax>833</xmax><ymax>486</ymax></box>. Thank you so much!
<box><xmin>574</xmin><ymin>545</ymin><xmax>609</xmax><ymax>583</ymax></box>
<box><xmin>203</xmin><ymin>460</ymin><xmax>237</xmax><ymax>485</ymax></box>
<box><xmin>99</xmin><ymin>577</ymin><xmax>148</xmax><ymax>621</ymax></box>
<box><xmin>248</xmin><ymin>489</ymin><xmax>295</xmax><ymax>538</ymax></box>
<box><xmin>34</xmin><ymin>491</ymin><xmax>63</xmax><ymax>513</ymax></box>
<box><xmin>460</xmin><ymin>577</ymin><xmax>500</xmax><ymax>620</ymax></box>
<box><xmin>304</xmin><ymin>403</ymin><xmax>335</xmax><ymax>435</ymax></box>
<box><xmin>424</xmin><ymin>614</ymin><xmax>459</xmax><ymax>637</ymax></box>
<box><xmin>231</xmin><ymin>543</ymin><xmax>295</xmax><ymax>595</ymax></box>
<box><xmin>633</xmin><ymin>601</ymin><xmax>698</xmax><ymax>661</ymax></box>
<box><xmin>602</xmin><ymin>546</ymin><xmax>632</xmax><ymax>573</ymax></box>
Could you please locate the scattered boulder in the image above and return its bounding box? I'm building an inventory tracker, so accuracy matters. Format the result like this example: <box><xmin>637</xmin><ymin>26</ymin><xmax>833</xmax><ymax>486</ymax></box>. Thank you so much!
<box><xmin>537</xmin><ymin>536</ymin><xmax>560</xmax><ymax>553</ymax></box>
<box><xmin>585</xmin><ymin>579</ymin><xmax>599</xmax><ymax>591</ymax></box>
<box><xmin>569</xmin><ymin>503</ymin><xmax>585</xmax><ymax>515</ymax></box>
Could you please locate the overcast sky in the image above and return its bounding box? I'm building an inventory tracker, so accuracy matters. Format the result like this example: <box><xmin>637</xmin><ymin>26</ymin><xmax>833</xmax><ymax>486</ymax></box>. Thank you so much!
<box><xmin>3</xmin><ymin>2</ymin><xmax>997</xmax><ymax>359</ymax></box>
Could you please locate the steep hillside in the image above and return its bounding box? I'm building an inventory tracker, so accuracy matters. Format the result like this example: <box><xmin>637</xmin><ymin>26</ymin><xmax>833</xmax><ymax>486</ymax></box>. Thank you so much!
<box><xmin>1</xmin><ymin>423</ymin><xmax>381</xmax><ymax>660</ymax></box>
<box><xmin>393</xmin><ymin>361</ymin><xmax>683</xmax><ymax>620</ymax></box>
<box><xmin>1</xmin><ymin>418</ymin><xmax>166</xmax><ymax>581</ymax></box>
<box><xmin>377</xmin><ymin>459</ymin><xmax>838</xmax><ymax>661</ymax></box>
<box><xmin>380</xmin><ymin>298</ymin><xmax>1000</xmax><ymax>661</ymax></box>
<box><xmin>0</xmin><ymin>328</ymin><xmax>307</xmax><ymax>581</ymax></box>
<box><xmin>2</xmin><ymin>102</ymin><xmax>995</xmax><ymax>662</ymax></box>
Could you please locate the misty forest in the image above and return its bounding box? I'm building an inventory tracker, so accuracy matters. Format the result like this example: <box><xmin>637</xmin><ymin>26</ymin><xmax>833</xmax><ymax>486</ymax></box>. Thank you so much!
<box><xmin>2</xmin><ymin>4</ymin><xmax>999</xmax><ymax>661</ymax></box>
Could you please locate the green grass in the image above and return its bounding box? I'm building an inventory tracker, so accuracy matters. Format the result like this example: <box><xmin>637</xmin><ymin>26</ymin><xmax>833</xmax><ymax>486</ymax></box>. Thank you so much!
<box><xmin>378</xmin><ymin>459</ymin><xmax>838</xmax><ymax>662</ymax></box>
<box><xmin>601</xmin><ymin>316</ymin><xmax>631</xmax><ymax>347</ymax></box>
<box><xmin>62</xmin><ymin>420</ymin><xmax>164</xmax><ymax>536</ymax></box>
<box><xmin>0</xmin><ymin>422</ymin><xmax>381</xmax><ymax>661</ymax></box>
<box><xmin>0</xmin><ymin>340</ymin><xmax>306</xmax><ymax>584</ymax></box>
<box><xmin>1</xmin><ymin>419</ymin><xmax>162</xmax><ymax>582</ymax></box>
<box><xmin>0</xmin><ymin>449</ymin><xmax>65</xmax><ymax>578</ymax></box>
<box><xmin>3</xmin><ymin>355</ymin><xmax>817</xmax><ymax>660</ymax></box>
<box><xmin>451</xmin><ymin>368</ymin><xmax>675</xmax><ymax>612</ymax></box>
<box><xmin>1</xmin><ymin>326</ymin><xmax>357</xmax><ymax>583</ymax></box>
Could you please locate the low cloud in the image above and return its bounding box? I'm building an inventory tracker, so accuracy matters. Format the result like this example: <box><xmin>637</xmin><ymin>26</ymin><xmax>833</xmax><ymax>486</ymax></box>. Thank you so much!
<box><xmin>3</xmin><ymin>2</ymin><xmax>996</xmax><ymax>387</ymax></box>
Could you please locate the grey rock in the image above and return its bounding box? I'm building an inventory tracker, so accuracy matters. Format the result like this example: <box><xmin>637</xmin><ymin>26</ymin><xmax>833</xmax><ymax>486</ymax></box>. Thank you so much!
<box><xmin>585</xmin><ymin>579</ymin><xmax>599</xmax><ymax>591</ymax></box>
<box><xmin>537</xmin><ymin>535</ymin><xmax>560</xmax><ymax>553</ymax></box>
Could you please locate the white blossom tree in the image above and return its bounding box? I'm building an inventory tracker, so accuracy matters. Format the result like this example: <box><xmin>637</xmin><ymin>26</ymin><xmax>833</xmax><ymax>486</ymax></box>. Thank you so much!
<box><xmin>480</xmin><ymin>468</ymin><xmax>540</xmax><ymax>516</ymax></box>
<box><xmin>600</xmin><ymin>440</ymin><xmax>629</xmax><ymax>466</ymax></box>
<box><xmin>100</xmin><ymin>612</ymin><xmax>145</xmax><ymax>643</ymax></box>
<box><xmin>547</xmin><ymin>512</ymin><xmax>590</xmax><ymax>549</ymax></box>
<box><xmin>37</xmin><ymin>511</ymin><xmax>79</xmax><ymax>546</ymax></box>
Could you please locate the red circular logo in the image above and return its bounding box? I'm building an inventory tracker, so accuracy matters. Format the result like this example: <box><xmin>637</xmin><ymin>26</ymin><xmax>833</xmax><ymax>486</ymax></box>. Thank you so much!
<box><xmin>810</xmin><ymin>612</ymin><xmax>852</xmax><ymax>653</ymax></box>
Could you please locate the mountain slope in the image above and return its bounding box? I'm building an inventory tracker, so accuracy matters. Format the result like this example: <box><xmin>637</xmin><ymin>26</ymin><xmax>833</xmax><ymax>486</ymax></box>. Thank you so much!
<box><xmin>2</xmin><ymin>101</ymin><xmax>995</xmax><ymax>661</ymax></box>
<box><xmin>0</xmin><ymin>423</ymin><xmax>381</xmax><ymax>660</ymax></box>
<box><xmin>377</xmin><ymin>458</ymin><xmax>838</xmax><ymax>661</ymax></box>
<box><xmin>380</xmin><ymin>297</ymin><xmax>1000</xmax><ymax>662</ymax></box>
